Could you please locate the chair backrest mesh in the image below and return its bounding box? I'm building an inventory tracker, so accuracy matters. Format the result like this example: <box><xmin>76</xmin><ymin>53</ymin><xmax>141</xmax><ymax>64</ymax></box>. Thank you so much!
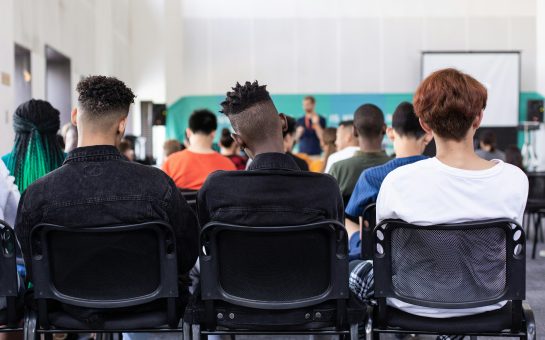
<box><xmin>48</xmin><ymin>228</ymin><xmax>161</xmax><ymax>300</ymax></box>
<box><xmin>528</xmin><ymin>172</ymin><xmax>545</xmax><ymax>201</ymax></box>
<box><xmin>216</xmin><ymin>228</ymin><xmax>331</xmax><ymax>302</ymax></box>
<box><xmin>390</xmin><ymin>224</ymin><xmax>507</xmax><ymax>304</ymax></box>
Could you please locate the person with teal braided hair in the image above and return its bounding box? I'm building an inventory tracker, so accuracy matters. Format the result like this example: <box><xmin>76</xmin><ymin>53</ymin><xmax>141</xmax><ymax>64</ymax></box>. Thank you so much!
<box><xmin>2</xmin><ymin>99</ymin><xmax>65</xmax><ymax>193</ymax></box>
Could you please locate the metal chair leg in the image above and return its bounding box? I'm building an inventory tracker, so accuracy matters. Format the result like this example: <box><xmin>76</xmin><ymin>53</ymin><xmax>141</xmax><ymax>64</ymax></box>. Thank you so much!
<box><xmin>532</xmin><ymin>214</ymin><xmax>540</xmax><ymax>259</ymax></box>
<box><xmin>350</xmin><ymin>323</ymin><xmax>359</xmax><ymax>340</ymax></box>
<box><xmin>24</xmin><ymin>310</ymin><xmax>37</xmax><ymax>340</ymax></box>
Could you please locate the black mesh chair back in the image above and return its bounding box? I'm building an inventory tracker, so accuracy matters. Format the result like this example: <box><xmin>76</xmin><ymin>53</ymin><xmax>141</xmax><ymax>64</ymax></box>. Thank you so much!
<box><xmin>0</xmin><ymin>220</ymin><xmax>20</xmax><ymax>327</ymax></box>
<box><xmin>527</xmin><ymin>172</ymin><xmax>545</xmax><ymax>202</ymax></box>
<box><xmin>30</xmin><ymin>221</ymin><xmax>179</xmax><ymax>329</ymax></box>
<box><xmin>180</xmin><ymin>189</ymin><xmax>198</xmax><ymax>211</ymax></box>
<box><xmin>200</xmin><ymin>220</ymin><xmax>348</xmax><ymax>309</ymax></box>
<box><xmin>360</xmin><ymin>203</ymin><xmax>376</xmax><ymax>260</ymax></box>
<box><xmin>374</xmin><ymin>219</ymin><xmax>525</xmax><ymax>329</ymax></box>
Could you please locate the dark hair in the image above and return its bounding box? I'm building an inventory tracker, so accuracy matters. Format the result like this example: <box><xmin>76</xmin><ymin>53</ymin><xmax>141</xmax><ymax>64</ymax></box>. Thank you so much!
<box><xmin>220</xmin><ymin>81</ymin><xmax>280</xmax><ymax>143</ymax></box>
<box><xmin>304</xmin><ymin>96</ymin><xmax>316</xmax><ymax>104</ymax></box>
<box><xmin>220</xmin><ymin>81</ymin><xmax>271</xmax><ymax>115</ymax></box>
<box><xmin>219</xmin><ymin>128</ymin><xmax>235</xmax><ymax>148</ymax></box>
<box><xmin>392</xmin><ymin>102</ymin><xmax>425</xmax><ymax>138</ymax></box>
<box><xmin>480</xmin><ymin>130</ymin><xmax>497</xmax><ymax>151</ymax></box>
<box><xmin>76</xmin><ymin>75</ymin><xmax>135</xmax><ymax>119</ymax></box>
<box><xmin>353</xmin><ymin>103</ymin><xmax>385</xmax><ymax>139</ymax></box>
<box><xmin>118</xmin><ymin>140</ymin><xmax>133</xmax><ymax>154</ymax></box>
<box><xmin>414</xmin><ymin>68</ymin><xmax>487</xmax><ymax>141</ymax></box>
<box><xmin>339</xmin><ymin>120</ymin><xmax>353</xmax><ymax>128</ymax></box>
<box><xmin>7</xmin><ymin>99</ymin><xmax>65</xmax><ymax>192</ymax></box>
<box><xmin>505</xmin><ymin>145</ymin><xmax>524</xmax><ymax>171</ymax></box>
<box><xmin>189</xmin><ymin>109</ymin><xmax>217</xmax><ymax>134</ymax></box>
<box><xmin>283</xmin><ymin>115</ymin><xmax>297</xmax><ymax>138</ymax></box>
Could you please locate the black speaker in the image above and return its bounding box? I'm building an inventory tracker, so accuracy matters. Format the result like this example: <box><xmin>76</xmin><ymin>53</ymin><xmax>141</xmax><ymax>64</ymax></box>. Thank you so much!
<box><xmin>152</xmin><ymin>104</ymin><xmax>167</xmax><ymax>126</ymax></box>
<box><xmin>527</xmin><ymin>99</ymin><xmax>544</xmax><ymax>123</ymax></box>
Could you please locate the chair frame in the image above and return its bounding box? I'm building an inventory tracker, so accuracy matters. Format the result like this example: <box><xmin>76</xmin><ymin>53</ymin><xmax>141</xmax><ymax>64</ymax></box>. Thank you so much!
<box><xmin>27</xmin><ymin>221</ymin><xmax>183</xmax><ymax>338</ymax></box>
<box><xmin>189</xmin><ymin>220</ymin><xmax>359</xmax><ymax>339</ymax></box>
<box><xmin>369</xmin><ymin>218</ymin><xmax>536</xmax><ymax>339</ymax></box>
<box><xmin>360</xmin><ymin>203</ymin><xmax>376</xmax><ymax>260</ymax></box>
<box><xmin>0</xmin><ymin>220</ymin><xmax>23</xmax><ymax>333</ymax></box>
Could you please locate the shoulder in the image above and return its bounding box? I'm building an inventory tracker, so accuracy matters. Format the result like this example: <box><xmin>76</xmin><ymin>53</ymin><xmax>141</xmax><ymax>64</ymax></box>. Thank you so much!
<box><xmin>499</xmin><ymin>161</ymin><xmax>527</xmax><ymax>183</ymax></box>
<box><xmin>381</xmin><ymin>158</ymin><xmax>433</xmax><ymax>186</ymax></box>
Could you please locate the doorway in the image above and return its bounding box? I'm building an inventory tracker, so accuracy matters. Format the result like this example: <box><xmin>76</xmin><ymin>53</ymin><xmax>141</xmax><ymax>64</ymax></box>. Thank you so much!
<box><xmin>45</xmin><ymin>46</ymin><xmax>71</xmax><ymax>125</ymax></box>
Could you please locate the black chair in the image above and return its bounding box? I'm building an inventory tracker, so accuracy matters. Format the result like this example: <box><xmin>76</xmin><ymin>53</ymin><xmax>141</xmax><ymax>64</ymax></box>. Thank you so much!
<box><xmin>27</xmin><ymin>221</ymin><xmax>184</xmax><ymax>339</ymax></box>
<box><xmin>360</xmin><ymin>203</ymin><xmax>376</xmax><ymax>260</ymax></box>
<box><xmin>180</xmin><ymin>189</ymin><xmax>198</xmax><ymax>211</ymax></box>
<box><xmin>185</xmin><ymin>220</ymin><xmax>364</xmax><ymax>339</ymax></box>
<box><xmin>0</xmin><ymin>220</ymin><xmax>23</xmax><ymax>332</ymax></box>
<box><xmin>369</xmin><ymin>218</ymin><xmax>536</xmax><ymax>339</ymax></box>
<box><xmin>525</xmin><ymin>172</ymin><xmax>545</xmax><ymax>258</ymax></box>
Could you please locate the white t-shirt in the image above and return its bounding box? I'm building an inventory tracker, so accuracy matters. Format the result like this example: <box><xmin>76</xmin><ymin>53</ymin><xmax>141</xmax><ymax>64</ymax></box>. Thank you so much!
<box><xmin>325</xmin><ymin>146</ymin><xmax>359</xmax><ymax>174</ymax></box>
<box><xmin>376</xmin><ymin>157</ymin><xmax>528</xmax><ymax>318</ymax></box>
<box><xmin>0</xmin><ymin>162</ymin><xmax>20</xmax><ymax>227</ymax></box>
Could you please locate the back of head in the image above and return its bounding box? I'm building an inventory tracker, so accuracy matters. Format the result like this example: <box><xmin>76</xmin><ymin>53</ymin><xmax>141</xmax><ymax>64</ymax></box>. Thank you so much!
<box><xmin>76</xmin><ymin>75</ymin><xmax>135</xmax><ymax>133</ymax></box>
<box><xmin>323</xmin><ymin>127</ymin><xmax>337</xmax><ymax>147</ymax></box>
<box><xmin>163</xmin><ymin>139</ymin><xmax>182</xmax><ymax>157</ymax></box>
<box><xmin>283</xmin><ymin>115</ymin><xmax>297</xmax><ymax>138</ymax></box>
<box><xmin>219</xmin><ymin>128</ymin><xmax>235</xmax><ymax>148</ymax></box>
<box><xmin>413</xmin><ymin>68</ymin><xmax>487</xmax><ymax>141</ymax></box>
<box><xmin>220</xmin><ymin>81</ymin><xmax>281</xmax><ymax>153</ymax></box>
<box><xmin>8</xmin><ymin>99</ymin><xmax>65</xmax><ymax>191</ymax></box>
<box><xmin>480</xmin><ymin>130</ymin><xmax>497</xmax><ymax>150</ymax></box>
<box><xmin>189</xmin><ymin>109</ymin><xmax>217</xmax><ymax>135</ymax></box>
<box><xmin>392</xmin><ymin>102</ymin><xmax>425</xmax><ymax>138</ymax></box>
<box><xmin>353</xmin><ymin>103</ymin><xmax>385</xmax><ymax>140</ymax></box>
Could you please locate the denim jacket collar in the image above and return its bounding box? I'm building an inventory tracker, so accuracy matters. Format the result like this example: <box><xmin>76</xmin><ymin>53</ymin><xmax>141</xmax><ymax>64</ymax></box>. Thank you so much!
<box><xmin>64</xmin><ymin>145</ymin><xmax>123</xmax><ymax>164</ymax></box>
<box><xmin>248</xmin><ymin>152</ymin><xmax>300</xmax><ymax>171</ymax></box>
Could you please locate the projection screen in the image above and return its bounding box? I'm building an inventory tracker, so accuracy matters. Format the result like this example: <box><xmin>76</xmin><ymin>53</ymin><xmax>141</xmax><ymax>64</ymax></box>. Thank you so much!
<box><xmin>421</xmin><ymin>52</ymin><xmax>520</xmax><ymax>127</ymax></box>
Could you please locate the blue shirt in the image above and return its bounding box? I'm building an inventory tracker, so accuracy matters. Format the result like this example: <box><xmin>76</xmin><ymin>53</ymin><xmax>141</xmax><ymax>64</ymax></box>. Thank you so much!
<box><xmin>345</xmin><ymin>155</ymin><xmax>427</xmax><ymax>217</ymax></box>
<box><xmin>296</xmin><ymin>115</ymin><xmax>326</xmax><ymax>155</ymax></box>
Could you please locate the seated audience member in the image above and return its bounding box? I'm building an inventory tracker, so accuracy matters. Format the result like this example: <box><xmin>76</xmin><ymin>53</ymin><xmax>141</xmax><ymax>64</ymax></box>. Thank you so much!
<box><xmin>315</xmin><ymin>127</ymin><xmax>337</xmax><ymax>173</ymax></box>
<box><xmin>118</xmin><ymin>139</ymin><xmax>135</xmax><ymax>161</ymax></box>
<box><xmin>0</xmin><ymin>162</ymin><xmax>19</xmax><ymax>227</ymax></box>
<box><xmin>163</xmin><ymin>139</ymin><xmax>183</xmax><ymax>159</ymax></box>
<box><xmin>329</xmin><ymin>104</ymin><xmax>390</xmax><ymax>202</ymax></box>
<box><xmin>295</xmin><ymin>96</ymin><xmax>326</xmax><ymax>156</ymax></box>
<box><xmin>505</xmin><ymin>145</ymin><xmax>524</xmax><ymax>171</ymax></box>
<box><xmin>15</xmin><ymin>76</ymin><xmax>199</xmax><ymax>316</ymax></box>
<box><xmin>219</xmin><ymin>128</ymin><xmax>247</xmax><ymax>170</ymax></box>
<box><xmin>198</xmin><ymin>81</ymin><xmax>343</xmax><ymax>227</ymax></box>
<box><xmin>283</xmin><ymin>115</ymin><xmax>310</xmax><ymax>171</ymax></box>
<box><xmin>476</xmin><ymin>130</ymin><xmax>505</xmax><ymax>161</ymax></box>
<box><xmin>162</xmin><ymin>110</ymin><xmax>236</xmax><ymax>190</ymax></box>
<box><xmin>324</xmin><ymin>120</ymin><xmax>359</xmax><ymax>173</ymax></box>
<box><xmin>2</xmin><ymin>100</ymin><xmax>65</xmax><ymax>192</ymax></box>
<box><xmin>349</xmin><ymin>68</ymin><xmax>528</xmax><ymax>321</ymax></box>
<box><xmin>344</xmin><ymin>102</ymin><xmax>431</xmax><ymax>253</ymax></box>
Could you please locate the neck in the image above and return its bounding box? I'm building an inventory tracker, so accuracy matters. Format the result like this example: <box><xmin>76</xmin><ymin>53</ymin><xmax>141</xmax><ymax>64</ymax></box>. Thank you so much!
<box><xmin>188</xmin><ymin>135</ymin><xmax>214</xmax><ymax>153</ymax></box>
<box><xmin>78</xmin><ymin>130</ymin><xmax>119</xmax><ymax>148</ymax></box>
<box><xmin>251</xmin><ymin>139</ymin><xmax>285</xmax><ymax>158</ymax></box>
<box><xmin>435</xmin><ymin>134</ymin><xmax>489</xmax><ymax>170</ymax></box>
<box><xmin>394</xmin><ymin>139</ymin><xmax>424</xmax><ymax>158</ymax></box>
<box><xmin>358</xmin><ymin>137</ymin><xmax>383</xmax><ymax>153</ymax></box>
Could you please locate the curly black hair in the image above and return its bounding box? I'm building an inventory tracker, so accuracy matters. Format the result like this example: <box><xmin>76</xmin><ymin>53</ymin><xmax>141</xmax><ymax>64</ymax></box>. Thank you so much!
<box><xmin>220</xmin><ymin>81</ymin><xmax>271</xmax><ymax>115</ymax></box>
<box><xmin>76</xmin><ymin>75</ymin><xmax>135</xmax><ymax>116</ymax></box>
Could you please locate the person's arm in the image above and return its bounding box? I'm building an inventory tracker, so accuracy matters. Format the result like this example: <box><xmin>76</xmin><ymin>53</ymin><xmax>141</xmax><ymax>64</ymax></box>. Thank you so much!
<box><xmin>0</xmin><ymin>162</ymin><xmax>20</xmax><ymax>227</ymax></box>
<box><xmin>165</xmin><ymin>180</ymin><xmax>199</xmax><ymax>275</ymax></box>
<box><xmin>311</xmin><ymin>114</ymin><xmax>325</xmax><ymax>143</ymax></box>
<box><xmin>295</xmin><ymin>121</ymin><xmax>305</xmax><ymax>142</ymax></box>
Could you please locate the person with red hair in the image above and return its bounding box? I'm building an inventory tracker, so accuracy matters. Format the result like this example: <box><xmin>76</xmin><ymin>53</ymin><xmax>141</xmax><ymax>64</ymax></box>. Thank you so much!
<box><xmin>349</xmin><ymin>68</ymin><xmax>528</xmax><ymax>325</ymax></box>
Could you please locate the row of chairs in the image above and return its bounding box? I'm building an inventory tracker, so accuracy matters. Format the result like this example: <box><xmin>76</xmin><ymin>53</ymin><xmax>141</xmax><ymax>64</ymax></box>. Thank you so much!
<box><xmin>0</xmin><ymin>211</ymin><xmax>537</xmax><ymax>339</ymax></box>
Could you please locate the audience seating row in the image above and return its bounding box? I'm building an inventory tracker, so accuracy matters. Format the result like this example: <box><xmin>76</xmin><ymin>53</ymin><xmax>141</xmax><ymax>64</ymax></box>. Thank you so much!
<box><xmin>0</xmin><ymin>214</ymin><xmax>536</xmax><ymax>339</ymax></box>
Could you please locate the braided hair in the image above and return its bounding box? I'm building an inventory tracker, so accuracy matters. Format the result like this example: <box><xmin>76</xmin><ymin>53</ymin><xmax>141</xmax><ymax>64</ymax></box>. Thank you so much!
<box><xmin>6</xmin><ymin>99</ymin><xmax>65</xmax><ymax>192</ymax></box>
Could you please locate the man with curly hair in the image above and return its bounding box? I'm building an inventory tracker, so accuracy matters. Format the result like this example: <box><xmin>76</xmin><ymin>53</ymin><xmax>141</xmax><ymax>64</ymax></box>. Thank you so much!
<box><xmin>15</xmin><ymin>76</ymin><xmax>199</xmax><ymax>322</ymax></box>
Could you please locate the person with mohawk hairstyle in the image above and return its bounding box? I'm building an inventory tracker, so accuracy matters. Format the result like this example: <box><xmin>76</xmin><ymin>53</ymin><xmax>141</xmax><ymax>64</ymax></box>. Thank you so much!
<box><xmin>197</xmin><ymin>81</ymin><xmax>344</xmax><ymax>227</ymax></box>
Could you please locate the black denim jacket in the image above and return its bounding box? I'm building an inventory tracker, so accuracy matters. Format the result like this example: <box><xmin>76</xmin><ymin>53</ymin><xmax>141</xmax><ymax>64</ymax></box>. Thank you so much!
<box><xmin>197</xmin><ymin>152</ymin><xmax>344</xmax><ymax>227</ymax></box>
<box><xmin>15</xmin><ymin>145</ymin><xmax>199</xmax><ymax>283</ymax></box>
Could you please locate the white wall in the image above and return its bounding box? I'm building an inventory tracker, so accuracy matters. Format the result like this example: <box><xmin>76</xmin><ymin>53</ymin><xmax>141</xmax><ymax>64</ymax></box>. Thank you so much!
<box><xmin>0</xmin><ymin>0</ymin><xmax>15</xmax><ymax>154</ymax></box>
<box><xmin>537</xmin><ymin>0</ymin><xmax>545</xmax><ymax>96</ymax></box>
<box><xmin>180</xmin><ymin>0</ymin><xmax>538</xmax><ymax>96</ymax></box>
